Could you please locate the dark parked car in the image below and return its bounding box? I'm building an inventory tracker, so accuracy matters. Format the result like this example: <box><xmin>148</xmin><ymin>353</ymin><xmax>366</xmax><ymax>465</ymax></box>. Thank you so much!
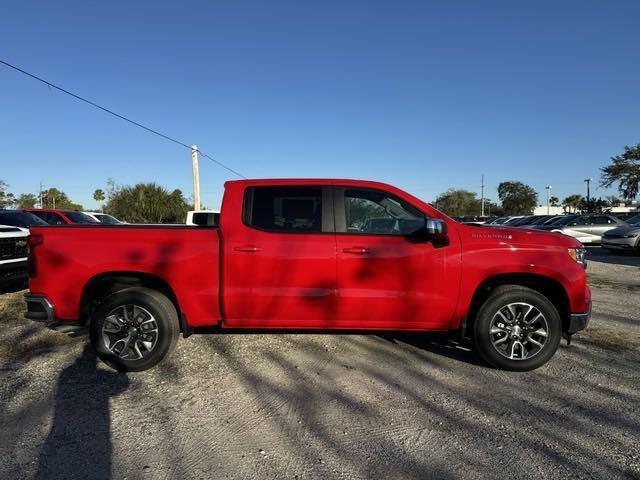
<box><xmin>0</xmin><ymin>210</ymin><xmax>48</xmax><ymax>228</ymax></box>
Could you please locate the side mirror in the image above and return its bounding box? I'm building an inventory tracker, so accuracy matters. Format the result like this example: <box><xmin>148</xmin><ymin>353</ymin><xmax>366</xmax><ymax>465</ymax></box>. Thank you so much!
<box><xmin>425</xmin><ymin>218</ymin><xmax>447</xmax><ymax>237</ymax></box>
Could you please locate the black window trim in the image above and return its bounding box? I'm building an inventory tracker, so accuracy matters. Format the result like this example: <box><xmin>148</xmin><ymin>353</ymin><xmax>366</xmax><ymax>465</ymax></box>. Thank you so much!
<box><xmin>332</xmin><ymin>186</ymin><xmax>427</xmax><ymax>237</ymax></box>
<box><xmin>241</xmin><ymin>185</ymin><xmax>335</xmax><ymax>234</ymax></box>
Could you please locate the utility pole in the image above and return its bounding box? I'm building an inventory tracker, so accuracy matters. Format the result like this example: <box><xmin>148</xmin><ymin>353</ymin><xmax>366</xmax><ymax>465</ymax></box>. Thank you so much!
<box><xmin>545</xmin><ymin>186</ymin><xmax>552</xmax><ymax>215</ymax></box>
<box><xmin>191</xmin><ymin>145</ymin><xmax>201</xmax><ymax>211</ymax></box>
<box><xmin>480</xmin><ymin>174</ymin><xmax>485</xmax><ymax>217</ymax></box>
<box><xmin>39</xmin><ymin>181</ymin><xmax>43</xmax><ymax>208</ymax></box>
<box><xmin>584</xmin><ymin>178</ymin><xmax>591</xmax><ymax>213</ymax></box>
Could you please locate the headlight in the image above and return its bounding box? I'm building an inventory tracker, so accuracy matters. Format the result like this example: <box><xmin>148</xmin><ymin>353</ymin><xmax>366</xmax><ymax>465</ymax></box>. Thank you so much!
<box><xmin>568</xmin><ymin>248</ymin><xmax>587</xmax><ymax>267</ymax></box>
<box><xmin>623</xmin><ymin>233</ymin><xmax>639</xmax><ymax>238</ymax></box>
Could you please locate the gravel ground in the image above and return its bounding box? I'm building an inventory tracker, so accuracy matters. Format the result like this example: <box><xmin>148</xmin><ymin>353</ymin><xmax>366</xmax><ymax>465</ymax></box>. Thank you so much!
<box><xmin>0</xmin><ymin>248</ymin><xmax>639</xmax><ymax>480</ymax></box>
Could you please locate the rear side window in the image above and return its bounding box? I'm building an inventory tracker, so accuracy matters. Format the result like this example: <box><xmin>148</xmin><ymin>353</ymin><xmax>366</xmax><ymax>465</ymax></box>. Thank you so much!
<box><xmin>45</xmin><ymin>212</ymin><xmax>66</xmax><ymax>225</ymax></box>
<box><xmin>243</xmin><ymin>186</ymin><xmax>323</xmax><ymax>233</ymax></box>
<box><xmin>593</xmin><ymin>216</ymin><xmax>613</xmax><ymax>225</ymax></box>
<box><xmin>65</xmin><ymin>211</ymin><xmax>98</xmax><ymax>224</ymax></box>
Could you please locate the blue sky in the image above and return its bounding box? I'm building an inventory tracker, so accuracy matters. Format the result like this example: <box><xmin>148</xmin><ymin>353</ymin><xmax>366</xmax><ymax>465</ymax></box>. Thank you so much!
<box><xmin>1</xmin><ymin>0</ymin><xmax>638</xmax><ymax>209</ymax></box>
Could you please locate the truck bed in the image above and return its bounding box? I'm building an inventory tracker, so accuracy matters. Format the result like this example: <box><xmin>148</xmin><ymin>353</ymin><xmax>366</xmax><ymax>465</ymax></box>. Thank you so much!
<box><xmin>28</xmin><ymin>225</ymin><xmax>221</xmax><ymax>326</ymax></box>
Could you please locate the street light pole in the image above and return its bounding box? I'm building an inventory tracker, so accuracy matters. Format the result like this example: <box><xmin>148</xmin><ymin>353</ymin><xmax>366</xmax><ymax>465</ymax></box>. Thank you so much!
<box><xmin>584</xmin><ymin>178</ymin><xmax>592</xmax><ymax>213</ymax></box>
<box><xmin>545</xmin><ymin>186</ymin><xmax>552</xmax><ymax>215</ymax></box>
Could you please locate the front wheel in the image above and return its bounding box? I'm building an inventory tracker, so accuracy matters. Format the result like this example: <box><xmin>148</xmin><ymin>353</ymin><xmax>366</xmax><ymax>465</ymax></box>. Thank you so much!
<box><xmin>90</xmin><ymin>287</ymin><xmax>180</xmax><ymax>372</ymax></box>
<box><xmin>473</xmin><ymin>285</ymin><xmax>562</xmax><ymax>371</ymax></box>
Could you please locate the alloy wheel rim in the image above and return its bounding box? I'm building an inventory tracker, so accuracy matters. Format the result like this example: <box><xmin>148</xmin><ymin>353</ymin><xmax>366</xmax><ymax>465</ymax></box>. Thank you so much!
<box><xmin>101</xmin><ymin>304</ymin><xmax>159</xmax><ymax>360</ymax></box>
<box><xmin>489</xmin><ymin>302</ymin><xmax>549</xmax><ymax>361</ymax></box>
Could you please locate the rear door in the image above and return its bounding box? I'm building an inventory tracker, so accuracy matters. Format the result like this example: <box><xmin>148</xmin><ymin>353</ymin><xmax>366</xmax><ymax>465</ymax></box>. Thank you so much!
<box><xmin>222</xmin><ymin>185</ymin><xmax>337</xmax><ymax>328</ymax></box>
<box><xmin>333</xmin><ymin>186</ymin><xmax>457</xmax><ymax>330</ymax></box>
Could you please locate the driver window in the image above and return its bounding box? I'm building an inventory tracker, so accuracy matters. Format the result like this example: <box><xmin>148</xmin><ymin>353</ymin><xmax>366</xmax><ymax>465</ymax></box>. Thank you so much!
<box><xmin>344</xmin><ymin>189</ymin><xmax>425</xmax><ymax>235</ymax></box>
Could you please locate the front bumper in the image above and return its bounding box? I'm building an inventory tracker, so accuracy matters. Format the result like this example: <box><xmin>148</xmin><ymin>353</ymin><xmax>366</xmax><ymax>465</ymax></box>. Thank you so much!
<box><xmin>567</xmin><ymin>300</ymin><xmax>591</xmax><ymax>334</ymax></box>
<box><xmin>602</xmin><ymin>237</ymin><xmax>638</xmax><ymax>250</ymax></box>
<box><xmin>24</xmin><ymin>294</ymin><xmax>55</xmax><ymax>323</ymax></box>
<box><xmin>0</xmin><ymin>259</ymin><xmax>27</xmax><ymax>288</ymax></box>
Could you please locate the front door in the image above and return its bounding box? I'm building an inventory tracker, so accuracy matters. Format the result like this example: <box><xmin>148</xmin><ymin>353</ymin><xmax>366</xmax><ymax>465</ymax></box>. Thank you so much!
<box><xmin>334</xmin><ymin>187</ymin><xmax>457</xmax><ymax>330</ymax></box>
<box><xmin>223</xmin><ymin>185</ymin><xmax>337</xmax><ymax>328</ymax></box>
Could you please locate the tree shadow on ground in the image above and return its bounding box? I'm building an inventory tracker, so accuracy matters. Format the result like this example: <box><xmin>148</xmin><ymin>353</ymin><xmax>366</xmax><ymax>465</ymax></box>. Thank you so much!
<box><xmin>375</xmin><ymin>332</ymin><xmax>486</xmax><ymax>367</ymax></box>
<box><xmin>35</xmin><ymin>344</ymin><xmax>129</xmax><ymax>480</ymax></box>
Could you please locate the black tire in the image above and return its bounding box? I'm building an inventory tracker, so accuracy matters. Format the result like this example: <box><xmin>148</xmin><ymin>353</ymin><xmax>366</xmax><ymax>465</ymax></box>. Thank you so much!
<box><xmin>472</xmin><ymin>285</ymin><xmax>562</xmax><ymax>372</ymax></box>
<box><xmin>89</xmin><ymin>287</ymin><xmax>179</xmax><ymax>372</ymax></box>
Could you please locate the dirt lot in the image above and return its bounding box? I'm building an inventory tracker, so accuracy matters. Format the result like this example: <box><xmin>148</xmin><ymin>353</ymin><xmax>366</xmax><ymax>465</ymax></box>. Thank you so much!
<box><xmin>0</xmin><ymin>248</ymin><xmax>639</xmax><ymax>480</ymax></box>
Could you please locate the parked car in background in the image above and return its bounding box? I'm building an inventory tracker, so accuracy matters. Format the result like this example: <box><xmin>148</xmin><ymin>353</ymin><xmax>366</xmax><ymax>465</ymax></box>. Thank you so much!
<box><xmin>536</xmin><ymin>214</ymin><xmax>626</xmax><ymax>244</ymax></box>
<box><xmin>601</xmin><ymin>214</ymin><xmax>640</xmax><ymax>253</ymax></box>
<box><xmin>186</xmin><ymin>210</ymin><xmax>220</xmax><ymax>226</ymax></box>
<box><xmin>0</xmin><ymin>210</ymin><xmax>48</xmax><ymax>228</ymax></box>
<box><xmin>487</xmin><ymin>216</ymin><xmax>511</xmax><ymax>225</ymax></box>
<box><xmin>0</xmin><ymin>225</ymin><xmax>28</xmax><ymax>292</ymax></box>
<box><xmin>456</xmin><ymin>215</ymin><xmax>485</xmax><ymax>224</ymax></box>
<box><xmin>611</xmin><ymin>211</ymin><xmax>640</xmax><ymax>222</ymax></box>
<box><xmin>526</xmin><ymin>215</ymin><xmax>564</xmax><ymax>228</ymax></box>
<box><xmin>25</xmin><ymin>178</ymin><xmax>591</xmax><ymax>373</ymax></box>
<box><xmin>23</xmin><ymin>208</ymin><xmax>99</xmax><ymax>225</ymax></box>
<box><xmin>83</xmin><ymin>212</ymin><xmax>124</xmax><ymax>224</ymax></box>
<box><xmin>510</xmin><ymin>215</ymin><xmax>554</xmax><ymax>227</ymax></box>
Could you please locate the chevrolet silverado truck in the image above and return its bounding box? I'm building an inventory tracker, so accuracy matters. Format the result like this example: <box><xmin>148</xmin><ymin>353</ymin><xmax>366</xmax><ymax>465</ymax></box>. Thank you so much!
<box><xmin>24</xmin><ymin>179</ymin><xmax>591</xmax><ymax>372</ymax></box>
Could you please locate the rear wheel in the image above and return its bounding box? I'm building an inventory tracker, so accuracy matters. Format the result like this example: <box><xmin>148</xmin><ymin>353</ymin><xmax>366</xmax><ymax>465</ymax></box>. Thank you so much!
<box><xmin>90</xmin><ymin>287</ymin><xmax>179</xmax><ymax>372</ymax></box>
<box><xmin>473</xmin><ymin>285</ymin><xmax>562</xmax><ymax>371</ymax></box>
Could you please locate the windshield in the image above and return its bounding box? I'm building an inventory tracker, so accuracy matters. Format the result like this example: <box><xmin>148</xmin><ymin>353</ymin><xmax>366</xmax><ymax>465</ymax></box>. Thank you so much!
<box><xmin>65</xmin><ymin>211</ymin><xmax>99</xmax><ymax>224</ymax></box>
<box><xmin>0</xmin><ymin>211</ymin><xmax>48</xmax><ymax>227</ymax></box>
<box><xmin>93</xmin><ymin>213</ymin><xmax>121</xmax><ymax>224</ymax></box>
<box><xmin>626</xmin><ymin>214</ymin><xmax>640</xmax><ymax>226</ymax></box>
<box><xmin>551</xmin><ymin>215</ymin><xmax>579</xmax><ymax>226</ymax></box>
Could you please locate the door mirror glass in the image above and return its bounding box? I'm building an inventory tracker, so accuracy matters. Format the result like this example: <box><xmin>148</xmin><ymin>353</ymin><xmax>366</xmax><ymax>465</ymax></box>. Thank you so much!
<box><xmin>425</xmin><ymin>218</ymin><xmax>447</xmax><ymax>236</ymax></box>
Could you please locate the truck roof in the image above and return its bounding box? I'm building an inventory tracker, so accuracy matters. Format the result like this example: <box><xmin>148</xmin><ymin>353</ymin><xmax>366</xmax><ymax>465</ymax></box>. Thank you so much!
<box><xmin>225</xmin><ymin>178</ymin><xmax>399</xmax><ymax>189</ymax></box>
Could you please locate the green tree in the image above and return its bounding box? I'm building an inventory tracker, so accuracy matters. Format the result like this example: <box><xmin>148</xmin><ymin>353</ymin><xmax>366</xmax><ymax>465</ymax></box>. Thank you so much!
<box><xmin>0</xmin><ymin>180</ymin><xmax>15</xmax><ymax>208</ymax></box>
<box><xmin>93</xmin><ymin>189</ymin><xmax>106</xmax><ymax>212</ymax></box>
<box><xmin>600</xmin><ymin>144</ymin><xmax>640</xmax><ymax>201</ymax></box>
<box><xmin>579</xmin><ymin>197</ymin><xmax>609</xmax><ymax>214</ymax></box>
<box><xmin>497</xmin><ymin>181</ymin><xmax>538</xmax><ymax>215</ymax></box>
<box><xmin>105</xmin><ymin>182</ymin><xmax>192</xmax><ymax>223</ymax></box>
<box><xmin>562</xmin><ymin>194</ymin><xmax>583</xmax><ymax>213</ymax></box>
<box><xmin>15</xmin><ymin>193</ymin><xmax>38</xmax><ymax>208</ymax></box>
<box><xmin>41</xmin><ymin>187</ymin><xmax>82</xmax><ymax>210</ymax></box>
<box><xmin>605</xmin><ymin>195</ymin><xmax>621</xmax><ymax>207</ymax></box>
<box><xmin>549</xmin><ymin>196</ymin><xmax>560</xmax><ymax>207</ymax></box>
<box><xmin>433</xmin><ymin>189</ymin><xmax>482</xmax><ymax>216</ymax></box>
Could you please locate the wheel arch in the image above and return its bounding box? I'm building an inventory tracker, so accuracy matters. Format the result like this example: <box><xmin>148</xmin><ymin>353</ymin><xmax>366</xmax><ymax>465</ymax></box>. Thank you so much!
<box><xmin>79</xmin><ymin>271</ymin><xmax>184</xmax><ymax>330</ymax></box>
<box><xmin>465</xmin><ymin>273</ymin><xmax>570</xmax><ymax>336</ymax></box>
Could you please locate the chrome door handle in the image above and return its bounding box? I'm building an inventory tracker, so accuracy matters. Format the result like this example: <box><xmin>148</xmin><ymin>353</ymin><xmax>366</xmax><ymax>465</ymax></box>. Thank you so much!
<box><xmin>342</xmin><ymin>247</ymin><xmax>370</xmax><ymax>255</ymax></box>
<box><xmin>233</xmin><ymin>245</ymin><xmax>261</xmax><ymax>253</ymax></box>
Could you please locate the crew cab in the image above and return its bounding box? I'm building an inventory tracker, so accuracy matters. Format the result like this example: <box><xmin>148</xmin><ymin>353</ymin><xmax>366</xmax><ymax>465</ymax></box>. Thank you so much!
<box><xmin>24</xmin><ymin>179</ymin><xmax>591</xmax><ymax>372</ymax></box>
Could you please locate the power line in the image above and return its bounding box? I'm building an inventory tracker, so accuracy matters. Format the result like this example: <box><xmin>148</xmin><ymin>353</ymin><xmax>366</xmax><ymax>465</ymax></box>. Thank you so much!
<box><xmin>0</xmin><ymin>58</ymin><xmax>246</xmax><ymax>178</ymax></box>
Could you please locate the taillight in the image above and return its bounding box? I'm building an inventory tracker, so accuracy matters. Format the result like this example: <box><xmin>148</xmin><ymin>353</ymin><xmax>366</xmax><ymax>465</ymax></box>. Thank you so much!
<box><xmin>28</xmin><ymin>233</ymin><xmax>43</xmax><ymax>248</ymax></box>
<box><xmin>27</xmin><ymin>233</ymin><xmax>43</xmax><ymax>278</ymax></box>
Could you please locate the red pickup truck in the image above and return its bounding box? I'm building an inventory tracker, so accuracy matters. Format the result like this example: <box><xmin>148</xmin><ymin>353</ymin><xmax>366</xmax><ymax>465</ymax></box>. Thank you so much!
<box><xmin>24</xmin><ymin>179</ymin><xmax>591</xmax><ymax>372</ymax></box>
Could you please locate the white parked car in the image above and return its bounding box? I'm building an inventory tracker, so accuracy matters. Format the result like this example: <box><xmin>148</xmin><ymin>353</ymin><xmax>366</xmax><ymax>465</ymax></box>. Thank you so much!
<box><xmin>186</xmin><ymin>210</ymin><xmax>220</xmax><ymax>226</ymax></box>
<box><xmin>0</xmin><ymin>225</ymin><xmax>29</xmax><ymax>292</ymax></box>
<box><xmin>83</xmin><ymin>212</ymin><xmax>124</xmax><ymax>224</ymax></box>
